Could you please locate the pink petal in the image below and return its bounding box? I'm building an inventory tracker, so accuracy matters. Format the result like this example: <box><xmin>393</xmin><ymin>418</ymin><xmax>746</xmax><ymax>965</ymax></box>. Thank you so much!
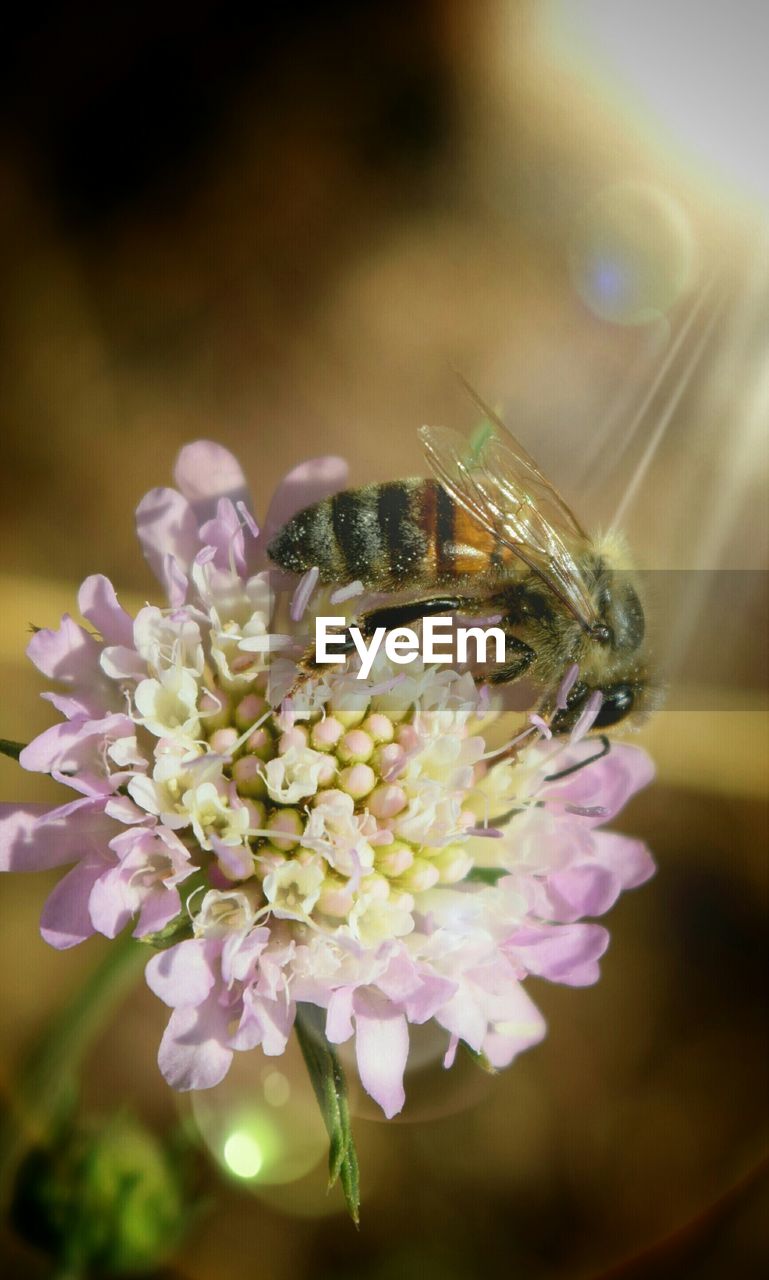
<box><xmin>543</xmin><ymin>864</ymin><xmax>621</xmax><ymax>921</ymax></box>
<box><xmin>135</xmin><ymin>487</ymin><xmax>199</xmax><ymax>593</ymax></box>
<box><xmin>505</xmin><ymin>923</ymin><xmax>609</xmax><ymax>987</ymax></box>
<box><xmin>593</xmin><ymin>831</ymin><xmax>656</xmax><ymax>889</ymax></box>
<box><xmin>0</xmin><ymin>804</ymin><xmax>86</xmax><ymax>871</ymax></box>
<box><xmin>27</xmin><ymin>614</ymin><xmax>102</xmax><ymax>683</ymax></box>
<box><xmin>145</xmin><ymin>938</ymin><xmax>217</xmax><ymax>1008</ymax></box>
<box><xmin>481</xmin><ymin>983</ymin><xmax>547</xmax><ymax>1067</ymax></box>
<box><xmin>77</xmin><ymin>575</ymin><xmax>134</xmax><ymax>646</ymax></box>
<box><xmin>353</xmin><ymin>992</ymin><xmax>409</xmax><ymax>1118</ymax></box>
<box><xmin>135</xmin><ymin>888</ymin><xmax>182</xmax><ymax>937</ymax></box>
<box><xmin>262</xmin><ymin>456</ymin><xmax>349</xmax><ymax>544</ymax></box>
<box><xmin>542</xmin><ymin>742</ymin><xmax>654</xmax><ymax>824</ymax></box>
<box><xmin>88</xmin><ymin>864</ymin><xmax>132</xmax><ymax>938</ymax></box>
<box><xmin>325</xmin><ymin>987</ymin><xmax>355</xmax><ymax>1043</ymax></box>
<box><xmin>157</xmin><ymin>1000</ymin><xmax>233</xmax><ymax>1091</ymax></box>
<box><xmin>40</xmin><ymin>859</ymin><xmax>103</xmax><ymax>949</ymax></box>
<box><xmin>173</xmin><ymin>441</ymin><xmax>251</xmax><ymax>524</ymax></box>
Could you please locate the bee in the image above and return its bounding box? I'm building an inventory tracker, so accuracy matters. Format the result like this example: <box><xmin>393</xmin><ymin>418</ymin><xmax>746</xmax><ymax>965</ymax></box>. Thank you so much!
<box><xmin>268</xmin><ymin>387</ymin><xmax>655</xmax><ymax>732</ymax></box>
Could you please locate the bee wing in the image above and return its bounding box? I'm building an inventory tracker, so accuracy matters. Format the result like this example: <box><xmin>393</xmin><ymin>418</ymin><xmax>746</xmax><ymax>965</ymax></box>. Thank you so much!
<box><xmin>419</xmin><ymin>422</ymin><xmax>599</xmax><ymax>629</ymax></box>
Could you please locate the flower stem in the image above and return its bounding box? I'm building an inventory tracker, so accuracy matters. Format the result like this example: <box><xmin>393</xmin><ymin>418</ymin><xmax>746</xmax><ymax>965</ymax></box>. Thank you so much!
<box><xmin>0</xmin><ymin>932</ymin><xmax>146</xmax><ymax>1200</ymax></box>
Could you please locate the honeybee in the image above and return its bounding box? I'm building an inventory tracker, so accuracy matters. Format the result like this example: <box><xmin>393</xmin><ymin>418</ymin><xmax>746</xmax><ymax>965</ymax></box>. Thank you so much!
<box><xmin>268</xmin><ymin>388</ymin><xmax>655</xmax><ymax>732</ymax></box>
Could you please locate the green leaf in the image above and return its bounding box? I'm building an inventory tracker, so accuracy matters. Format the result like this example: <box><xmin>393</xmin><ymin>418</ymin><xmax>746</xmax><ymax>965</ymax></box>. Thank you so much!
<box><xmin>294</xmin><ymin>1003</ymin><xmax>360</xmax><ymax>1224</ymax></box>
<box><xmin>466</xmin><ymin>866</ymin><xmax>508</xmax><ymax>886</ymax></box>
<box><xmin>0</xmin><ymin>739</ymin><xmax>26</xmax><ymax>762</ymax></box>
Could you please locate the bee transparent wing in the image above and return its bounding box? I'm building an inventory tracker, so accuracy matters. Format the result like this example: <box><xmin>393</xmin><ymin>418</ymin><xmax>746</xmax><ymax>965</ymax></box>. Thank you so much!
<box><xmin>419</xmin><ymin>423</ymin><xmax>599</xmax><ymax>629</ymax></box>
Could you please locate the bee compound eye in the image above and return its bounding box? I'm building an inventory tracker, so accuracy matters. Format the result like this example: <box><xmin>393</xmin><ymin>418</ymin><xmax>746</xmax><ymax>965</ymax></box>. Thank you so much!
<box><xmin>594</xmin><ymin>683</ymin><xmax>635</xmax><ymax>727</ymax></box>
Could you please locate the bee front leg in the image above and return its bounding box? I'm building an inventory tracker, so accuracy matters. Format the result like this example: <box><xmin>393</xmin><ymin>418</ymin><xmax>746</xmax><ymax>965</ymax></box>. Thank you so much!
<box><xmin>486</xmin><ymin>633</ymin><xmax>535</xmax><ymax>686</ymax></box>
<box><xmin>355</xmin><ymin>596</ymin><xmax>478</xmax><ymax>637</ymax></box>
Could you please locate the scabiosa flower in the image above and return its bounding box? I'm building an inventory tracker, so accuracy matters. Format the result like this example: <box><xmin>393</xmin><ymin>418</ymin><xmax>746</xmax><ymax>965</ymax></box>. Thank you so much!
<box><xmin>0</xmin><ymin>443</ymin><xmax>654</xmax><ymax>1143</ymax></box>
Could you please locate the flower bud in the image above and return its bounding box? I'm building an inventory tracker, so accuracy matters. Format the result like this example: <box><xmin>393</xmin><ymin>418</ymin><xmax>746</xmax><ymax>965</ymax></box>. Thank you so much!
<box><xmin>199</xmin><ymin>688</ymin><xmax>232</xmax><ymax>731</ymax></box>
<box><xmin>232</xmin><ymin>755</ymin><xmax>265</xmax><ymax>798</ymax></box>
<box><xmin>329</xmin><ymin>689</ymin><xmax>369</xmax><ymax>727</ymax></box>
<box><xmin>397</xmin><ymin>857</ymin><xmax>440</xmax><ymax>893</ymax></box>
<box><xmin>242</xmin><ymin>799</ymin><xmax>266</xmax><ymax>830</ymax></box>
<box><xmin>245</xmin><ymin>726</ymin><xmax>274</xmax><ymax>760</ymax></box>
<box><xmin>359</xmin><ymin>872</ymin><xmax>390</xmax><ymax>901</ymax></box>
<box><xmin>372</xmin><ymin>743</ymin><xmax>406</xmax><ymax>778</ymax></box>
<box><xmin>209</xmin><ymin>727</ymin><xmax>239</xmax><ymax>756</ymax></box>
<box><xmin>316</xmin><ymin>755</ymin><xmax>337</xmax><ymax>787</ymax></box>
<box><xmin>316</xmin><ymin>877</ymin><xmax>355</xmax><ymax>917</ymax></box>
<box><xmin>376</xmin><ymin>841</ymin><xmax>414</xmax><ymax>877</ymax></box>
<box><xmin>431</xmin><ymin>844</ymin><xmax>474</xmax><ymax>884</ymax></box>
<box><xmin>338</xmin><ymin>729</ymin><xmax>374</xmax><ymax>764</ymax></box>
<box><xmin>278</xmin><ymin>725</ymin><xmax>308</xmax><ymax>754</ymax></box>
<box><xmin>362</xmin><ymin>713</ymin><xmax>394</xmax><ymax>744</ymax></box>
<box><xmin>395</xmin><ymin>723</ymin><xmax>420</xmax><ymax>753</ymax></box>
<box><xmin>338</xmin><ymin>763</ymin><xmax>376</xmax><ymax>799</ymax></box>
<box><xmin>310</xmin><ymin>716</ymin><xmax>344</xmax><ymax>751</ymax></box>
<box><xmin>265</xmin><ymin>808</ymin><xmax>304</xmax><ymax>850</ymax></box>
<box><xmin>368</xmin><ymin>783</ymin><xmax>407</xmax><ymax>819</ymax></box>
<box><xmin>234</xmin><ymin>692</ymin><xmax>268</xmax><ymax>731</ymax></box>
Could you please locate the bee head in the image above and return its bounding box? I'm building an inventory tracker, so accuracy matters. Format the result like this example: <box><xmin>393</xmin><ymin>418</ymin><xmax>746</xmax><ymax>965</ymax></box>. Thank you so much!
<box><xmin>550</xmin><ymin>679</ymin><xmax>637</xmax><ymax>734</ymax></box>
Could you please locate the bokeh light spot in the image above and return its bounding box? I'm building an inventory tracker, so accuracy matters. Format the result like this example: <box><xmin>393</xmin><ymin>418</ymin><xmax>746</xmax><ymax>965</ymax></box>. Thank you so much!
<box><xmin>263</xmin><ymin>1070</ymin><xmax>291</xmax><ymax>1108</ymax></box>
<box><xmin>223</xmin><ymin>1130</ymin><xmax>264</xmax><ymax>1179</ymax></box>
<box><xmin>569</xmin><ymin>181</ymin><xmax>695</xmax><ymax>325</ymax></box>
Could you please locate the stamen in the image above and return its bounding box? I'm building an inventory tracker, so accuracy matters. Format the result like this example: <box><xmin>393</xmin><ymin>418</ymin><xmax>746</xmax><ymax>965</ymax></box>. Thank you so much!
<box><xmin>555</xmin><ymin>663</ymin><xmax>579</xmax><ymax>711</ymax></box>
<box><xmin>571</xmin><ymin>691</ymin><xmax>604</xmax><ymax>743</ymax></box>
<box><xmin>291</xmin><ymin>567</ymin><xmax>320</xmax><ymax>622</ymax></box>
<box><xmin>330</xmin><ymin>580</ymin><xmax>364</xmax><ymax>604</ymax></box>
<box><xmin>236</xmin><ymin>501</ymin><xmax>259</xmax><ymax>538</ymax></box>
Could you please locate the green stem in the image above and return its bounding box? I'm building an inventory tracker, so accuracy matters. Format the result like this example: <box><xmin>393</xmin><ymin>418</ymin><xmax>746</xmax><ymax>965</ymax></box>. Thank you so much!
<box><xmin>0</xmin><ymin>932</ymin><xmax>146</xmax><ymax>1199</ymax></box>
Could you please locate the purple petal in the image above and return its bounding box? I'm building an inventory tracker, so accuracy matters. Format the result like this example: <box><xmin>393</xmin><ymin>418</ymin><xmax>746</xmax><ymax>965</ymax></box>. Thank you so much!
<box><xmin>157</xmin><ymin>999</ymin><xmax>234</xmax><ymax>1091</ymax></box>
<box><xmin>27</xmin><ymin>614</ymin><xmax>102</xmax><ymax>684</ymax></box>
<box><xmin>77</xmin><ymin>575</ymin><xmax>134</xmax><ymax>646</ymax></box>
<box><xmin>262</xmin><ymin>456</ymin><xmax>349</xmax><ymax>544</ymax></box>
<box><xmin>145</xmin><ymin>938</ymin><xmax>217</xmax><ymax>1008</ymax></box>
<box><xmin>0</xmin><ymin>804</ymin><xmax>75</xmax><ymax>871</ymax></box>
<box><xmin>353</xmin><ymin>991</ymin><xmax>409</xmax><ymax>1118</ymax></box>
<box><xmin>505</xmin><ymin>922</ymin><xmax>609</xmax><ymax>987</ymax></box>
<box><xmin>135</xmin><ymin>888</ymin><xmax>182</xmax><ymax>937</ymax></box>
<box><xmin>135</xmin><ymin>487</ymin><xmax>199</xmax><ymax>593</ymax></box>
<box><xmin>40</xmin><ymin>859</ymin><xmax>104</xmax><ymax>949</ymax></box>
<box><xmin>0</xmin><ymin>803</ymin><xmax>113</xmax><ymax>871</ymax></box>
<box><xmin>543</xmin><ymin>864</ymin><xmax>620</xmax><ymax>921</ymax></box>
<box><xmin>542</xmin><ymin>742</ymin><xmax>654</xmax><ymax>823</ymax></box>
<box><xmin>173</xmin><ymin>441</ymin><xmax>251</xmax><ymax>525</ymax></box>
<box><xmin>481</xmin><ymin>983</ymin><xmax>547</xmax><ymax>1067</ymax></box>
<box><xmin>88</xmin><ymin>864</ymin><xmax>132</xmax><ymax>938</ymax></box>
<box><xmin>592</xmin><ymin>831</ymin><xmax>656</xmax><ymax>889</ymax></box>
<box><xmin>325</xmin><ymin>987</ymin><xmax>355</xmax><ymax>1043</ymax></box>
<box><xmin>199</xmin><ymin>498</ymin><xmax>247</xmax><ymax>575</ymax></box>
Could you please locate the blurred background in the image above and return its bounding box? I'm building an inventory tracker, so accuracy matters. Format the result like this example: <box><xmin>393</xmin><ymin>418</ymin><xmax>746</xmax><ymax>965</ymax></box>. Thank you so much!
<box><xmin>0</xmin><ymin>1</ymin><xmax>767</xmax><ymax>1276</ymax></box>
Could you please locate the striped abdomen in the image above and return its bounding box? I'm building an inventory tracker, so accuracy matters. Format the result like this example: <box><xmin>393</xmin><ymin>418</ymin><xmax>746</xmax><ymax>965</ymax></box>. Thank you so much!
<box><xmin>267</xmin><ymin>478</ymin><xmax>502</xmax><ymax>588</ymax></box>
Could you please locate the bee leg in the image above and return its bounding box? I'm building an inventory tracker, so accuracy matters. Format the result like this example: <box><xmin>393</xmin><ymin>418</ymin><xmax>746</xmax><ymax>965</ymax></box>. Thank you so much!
<box><xmin>355</xmin><ymin>596</ymin><xmax>477</xmax><ymax>636</ymax></box>
<box><xmin>486</xmin><ymin>634</ymin><xmax>535</xmax><ymax>686</ymax></box>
